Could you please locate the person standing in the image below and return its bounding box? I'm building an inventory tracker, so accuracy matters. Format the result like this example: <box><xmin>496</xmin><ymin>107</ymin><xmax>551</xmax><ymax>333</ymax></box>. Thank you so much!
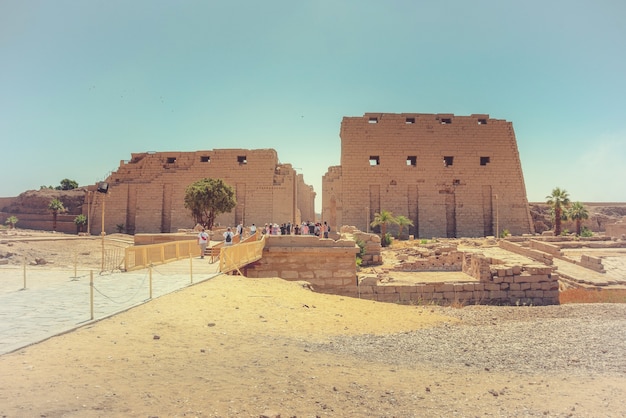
<box><xmin>250</xmin><ymin>223</ymin><xmax>257</xmax><ymax>236</ymax></box>
<box><xmin>198</xmin><ymin>228</ymin><xmax>209</xmax><ymax>258</ymax></box>
<box><xmin>223</xmin><ymin>227</ymin><xmax>234</xmax><ymax>246</ymax></box>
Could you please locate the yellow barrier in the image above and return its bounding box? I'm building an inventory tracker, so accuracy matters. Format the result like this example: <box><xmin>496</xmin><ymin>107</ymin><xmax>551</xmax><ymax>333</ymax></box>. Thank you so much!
<box><xmin>124</xmin><ymin>240</ymin><xmax>201</xmax><ymax>271</ymax></box>
<box><xmin>220</xmin><ymin>234</ymin><xmax>266</xmax><ymax>273</ymax></box>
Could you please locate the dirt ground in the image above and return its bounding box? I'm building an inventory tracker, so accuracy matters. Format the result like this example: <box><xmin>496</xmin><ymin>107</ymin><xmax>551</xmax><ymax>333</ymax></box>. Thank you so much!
<box><xmin>1</xmin><ymin>231</ymin><xmax>625</xmax><ymax>417</ymax></box>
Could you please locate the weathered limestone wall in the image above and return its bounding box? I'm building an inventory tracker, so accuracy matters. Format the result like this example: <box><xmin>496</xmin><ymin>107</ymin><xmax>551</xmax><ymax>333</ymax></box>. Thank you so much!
<box><xmin>339</xmin><ymin>226</ymin><xmax>382</xmax><ymax>266</ymax></box>
<box><xmin>322</xmin><ymin>113</ymin><xmax>533</xmax><ymax>238</ymax></box>
<box><xmin>606</xmin><ymin>220</ymin><xmax>626</xmax><ymax>238</ymax></box>
<box><xmin>579</xmin><ymin>255</ymin><xmax>606</xmax><ymax>273</ymax></box>
<box><xmin>499</xmin><ymin>239</ymin><xmax>554</xmax><ymax>265</ymax></box>
<box><xmin>87</xmin><ymin>149</ymin><xmax>315</xmax><ymax>234</ymax></box>
<box><xmin>243</xmin><ymin>235</ymin><xmax>359</xmax><ymax>294</ymax></box>
<box><xmin>359</xmin><ymin>253</ymin><xmax>559</xmax><ymax>306</ymax></box>
<box><xmin>0</xmin><ymin>212</ymin><xmax>78</xmax><ymax>234</ymax></box>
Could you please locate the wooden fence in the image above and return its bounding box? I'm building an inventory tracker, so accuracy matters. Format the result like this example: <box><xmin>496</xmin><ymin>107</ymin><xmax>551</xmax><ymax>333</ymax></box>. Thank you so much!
<box><xmin>124</xmin><ymin>240</ymin><xmax>200</xmax><ymax>271</ymax></box>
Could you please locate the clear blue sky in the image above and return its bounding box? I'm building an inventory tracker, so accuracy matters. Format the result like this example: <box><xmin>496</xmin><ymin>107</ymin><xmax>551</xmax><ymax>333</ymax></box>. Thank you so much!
<box><xmin>2</xmin><ymin>0</ymin><xmax>625</xmax><ymax>212</ymax></box>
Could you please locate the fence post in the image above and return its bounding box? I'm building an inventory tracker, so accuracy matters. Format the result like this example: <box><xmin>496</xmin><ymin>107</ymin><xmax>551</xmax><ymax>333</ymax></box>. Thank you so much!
<box><xmin>90</xmin><ymin>271</ymin><xmax>94</xmax><ymax>320</ymax></box>
<box><xmin>149</xmin><ymin>265</ymin><xmax>153</xmax><ymax>299</ymax></box>
<box><xmin>22</xmin><ymin>257</ymin><xmax>26</xmax><ymax>290</ymax></box>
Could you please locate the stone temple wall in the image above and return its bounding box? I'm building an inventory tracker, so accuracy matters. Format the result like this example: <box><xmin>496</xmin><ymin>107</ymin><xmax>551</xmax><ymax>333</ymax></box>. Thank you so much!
<box><xmin>322</xmin><ymin>113</ymin><xmax>533</xmax><ymax>238</ymax></box>
<box><xmin>87</xmin><ymin>149</ymin><xmax>315</xmax><ymax>234</ymax></box>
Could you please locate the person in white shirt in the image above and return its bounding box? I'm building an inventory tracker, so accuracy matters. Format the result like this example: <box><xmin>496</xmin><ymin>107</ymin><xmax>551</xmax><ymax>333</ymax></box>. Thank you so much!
<box><xmin>197</xmin><ymin>228</ymin><xmax>209</xmax><ymax>258</ymax></box>
<box><xmin>223</xmin><ymin>227</ymin><xmax>234</xmax><ymax>246</ymax></box>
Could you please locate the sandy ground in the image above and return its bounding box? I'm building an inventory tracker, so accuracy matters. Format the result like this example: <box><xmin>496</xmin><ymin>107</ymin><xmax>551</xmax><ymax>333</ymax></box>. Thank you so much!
<box><xmin>1</xmin><ymin>231</ymin><xmax>625</xmax><ymax>417</ymax></box>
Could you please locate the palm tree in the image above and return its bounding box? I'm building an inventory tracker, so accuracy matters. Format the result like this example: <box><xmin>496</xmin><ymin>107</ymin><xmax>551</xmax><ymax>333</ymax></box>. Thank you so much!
<box><xmin>370</xmin><ymin>209</ymin><xmax>397</xmax><ymax>246</ymax></box>
<box><xmin>567</xmin><ymin>201</ymin><xmax>589</xmax><ymax>236</ymax></box>
<box><xmin>48</xmin><ymin>198</ymin><xmax>66</xmax><ymax>232</ymax></box>
<box><xmin>394</xmin><ymin>215</ymin><xmax>414</xmax><ymax>239</ymax></box>
<box><xmin>5</xmin><ymin>215</ymin><xmax>18</xmax><ymax>229</ymax></box>
<box><xmin>545</xmin><ymin>187</ymin><xmax>570</xmax><ymax>236</ymax></box>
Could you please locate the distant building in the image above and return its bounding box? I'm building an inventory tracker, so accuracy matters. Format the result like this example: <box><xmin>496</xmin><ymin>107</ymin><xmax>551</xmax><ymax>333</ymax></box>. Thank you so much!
<box><xmin>88</xmin><ymin>149</ymin><xmax>315</xmax><ymax>234</ymax></box>
<box><xmin>322</xmin><ymin>113</ymin><xmax>533</xmax><ymax>237</ymax></box>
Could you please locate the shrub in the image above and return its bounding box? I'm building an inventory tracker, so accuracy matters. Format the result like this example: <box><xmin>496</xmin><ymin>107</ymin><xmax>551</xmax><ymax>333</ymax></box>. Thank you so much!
<box><xmin>580</xmin><ymin>226</ymin><xmax>593</xmax><ymax>237</ymax></box>
<box><xmin>116</xmin><ymin>223</ymin><xmax>125</xmax><ymax>233</ymax></box>
<box><xmin>4</xmin><ymin>215</ymin><xmax>18</xmax><ymax>229</ymax></box>
<box><xmin>500</xmin><ymin>229</ymin><xmax>510</xmax><ymax>238</ymax></box>
<box><xmin>355</xmin><ymin>239</ymin><xmax>366</xmax><ymax>267</ymax></box>
<box><xmin>383</xmin><ymin>232</ymin><xmax>393</xmax><ymax>247</ymax></box>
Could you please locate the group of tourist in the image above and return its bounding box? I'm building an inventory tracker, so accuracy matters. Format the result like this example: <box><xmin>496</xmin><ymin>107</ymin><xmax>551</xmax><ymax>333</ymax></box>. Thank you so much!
<box><xmin>197</xmin><ymin>220</ymin><xmax>331</xmax><ymax>258</ymax></box>
<box><xmin>260</xmin><ymin>221</ymin><xmax>330</xmax><ymax>238</ymax></box>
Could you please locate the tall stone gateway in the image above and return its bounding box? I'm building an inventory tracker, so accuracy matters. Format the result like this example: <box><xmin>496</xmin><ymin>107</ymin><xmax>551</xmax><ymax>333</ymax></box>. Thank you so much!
<box><xmin>322</xmin><ymin>113</ymin><xmax>533</xmax><ymax>238</ymax></box>
<box><xmin>88</xmin><ymin>149</ymin><xmax>315</xmax><ymax>234</ymax></box>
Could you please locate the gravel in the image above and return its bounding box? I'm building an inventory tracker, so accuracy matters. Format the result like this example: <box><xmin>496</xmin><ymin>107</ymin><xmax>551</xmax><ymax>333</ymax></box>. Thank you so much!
<box><xmin>308</xmin><ymin>303</ymin><xmax>626</xmax><ymax>377</ymax></box>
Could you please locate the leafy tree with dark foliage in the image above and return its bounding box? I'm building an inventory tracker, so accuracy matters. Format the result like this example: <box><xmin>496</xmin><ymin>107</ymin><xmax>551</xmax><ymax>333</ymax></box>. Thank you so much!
<box><xmin>184</xmin><ymin>178</ymin><xmax>236</xmax><ymax>230</ymax></box>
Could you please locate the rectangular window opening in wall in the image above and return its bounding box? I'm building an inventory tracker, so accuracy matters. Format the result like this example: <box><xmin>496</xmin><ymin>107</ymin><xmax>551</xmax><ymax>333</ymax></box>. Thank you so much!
<box><xmin>237</xmin><ymin>156</ymin><xmax>247</xmax><ymax>164</ymax></box>
<box><xmin>166</xmin><ymin>157</ymin><xmax>176</xmax><ymax>164</ymax></box>
<box><xmin>443</xmin><ymin>156</ymin><xmax>454</xmax><ymax>167</ymax></box>
<box><xmin>407</xmin><ymin>156</ymin><xmax>417</xmax><ymax>166</ymax></box>
<box><xmin>200</xmin><ymin>156</ymin><xmax>211</xmax><ymax>163</ymax></box>
<box><xmin>453</xmin><ymin>179</ymin><xmax>461</xmax><ymax>185</ymax></box>
<box><xmin>478</xmin><ymin>118</ymin><xmax>488</xmax><ymax>125</ymax></box>
<box><xmin>369</xmin><ymin>156</ymin><xmax>380</xmax><ymax>166</ymax></box>
<box><xmin>368</xmin><ymin>117</ymin><xmax>378</xmax><ymax>124</ymax></box>
<box><xmin>480</xmin><ymin>156</ymin><xmax>490</xmax><ymax>166</ymax></box>
<box><xmin>405</xmin><ymin>117</ymin><xmax>415</xmax><ymax>124</ymax></box>
<box><xmin>441</xmin><ymin>118</ymin><xmax>452</xmax><ymax>124</ymax></box>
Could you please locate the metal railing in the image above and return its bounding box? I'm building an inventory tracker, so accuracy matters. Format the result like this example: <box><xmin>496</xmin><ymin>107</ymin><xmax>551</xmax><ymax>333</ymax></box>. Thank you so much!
<box><xmin>124</xmin><ymin>240</ymin><xmax>201</xmax><ymax>271</ymax></box>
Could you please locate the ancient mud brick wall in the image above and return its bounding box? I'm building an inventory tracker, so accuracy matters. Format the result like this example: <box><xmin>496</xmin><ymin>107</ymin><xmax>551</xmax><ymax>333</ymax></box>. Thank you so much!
<box><xmin>87</xmin><ymin>149</ymin><xmax>315</xmax><ymax>234</ymax></box>
<box><xmin>243</xmin><ymin>235</ymin><xmax>359</xmax><ymax>295</ymax></box>
<box><xmin>323</xmin><ymin>113</ymin><xmax>533</xmax><ymax>238</ymax></box>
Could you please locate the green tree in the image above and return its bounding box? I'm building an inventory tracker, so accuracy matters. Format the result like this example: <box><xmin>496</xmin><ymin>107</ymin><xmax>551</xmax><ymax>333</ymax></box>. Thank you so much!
<box><xmin>370</xmin><ymin>209</ymin><xmax>397</xmax><ymax>247</ymax></box>
<box><xmin>546</xmin><ymin>187</ymin><xmax>570</xmax><ymax>236</ymax></box>
<box><xmin>567</xmin><ymin>201</ymin><xmax>589</xmax><ymax>236</ymax></box>
<box><xmin>48</xmin><ymin>198</ymin><xmax>66</xmax><ymax>232</ymax></box>
<box><xmin>58</xmin><ymin>178</ymin><xmax>78</xmax><ymax>190</ymax></box>
<box><xmin>74</xmin><ymin>214</ymin><xmax>87</xmax><ymax>233</ymax></box>
<box><xmin>394</xmin><ymin>215</ymin><xmax>414</xmax><ymax>239</ymax></box>
<box><xmin>184</xmin><ymin>178</ymin><xmax>236</xmax><ymax>230</ymax></box>
<box><xmin>5</xmin><ymin>216</ymin><xmax>18</xmax><ymax>229</ymax></box>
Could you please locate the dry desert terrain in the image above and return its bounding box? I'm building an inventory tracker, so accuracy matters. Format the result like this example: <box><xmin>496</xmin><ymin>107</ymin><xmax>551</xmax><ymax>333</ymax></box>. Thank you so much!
<box><xmin>0</xmin><ymin>232</ymin><xmax>625</xmax><ymax>417</ymax></box>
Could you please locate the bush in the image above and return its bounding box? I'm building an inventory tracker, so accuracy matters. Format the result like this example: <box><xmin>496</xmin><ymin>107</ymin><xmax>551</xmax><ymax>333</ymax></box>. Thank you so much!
<box><xmin>116</xmin><ymin>223</ymin><xmax>125</xmax><ymax>233</ymax></box>
<box><xmin>355</xmin><ymin>239</ymin><xmax>366</xmax><ymax>267</ymax></box>
<box><xmin>580</xmin><ymin>226</ymin><xmax>593</xmax><ymax>237</ymax></box>
<box><xmin>383</xmin><ymin>233</ymin><xmax>393</xmax><ymax>247</ymax></box>
<box><xmin>4</xmin><ymin>215</ymin><xmax>18</xmax><ymax>229</ymax></box>
<box><xmin>500</xmin><ymin>229</ymin><xmax>510</xmax><ymax>238</ymax></box>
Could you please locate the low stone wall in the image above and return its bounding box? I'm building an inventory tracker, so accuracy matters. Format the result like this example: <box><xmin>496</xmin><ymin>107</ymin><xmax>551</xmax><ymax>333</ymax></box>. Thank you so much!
<box><xmin>340</xmin><ymin>226</ymin><xmax>382</xmax><ymax>266</ymax></box>
<box><xmin>243</xmin><ymin>235</ymin><xmax>359</xmax><ymax>295</ymax></box>
<box><xmin>134</xmin><ymin>233</ymin><xmax>199</xmax><ymax>245</ymax></box>
<box><xmin>393</xmin><ymin>251</ymin><xmax>464</xmax><ymax>272</ymax></box>
<box><xmin>579</xmin><ymin>254</ymin><xmax>605</xmax><ymax>273</ymax></box>
<box><xmin>358</xmin><ymin>259</ymin><xmax>559</xmax><ymax>306</ymax></box>
<box><xmin>529</xmin><ymin>239</ymin><xmax>561</xmax><ymax>256</ymax></box>
<box><xmin>606</xmin><ymin>221</ymin><xmax>626</xmax><ymax>239</ymax></box>
<box><xmin>0</xmin><ymin>212</ymin><xmax>79</xmax><ymax>234</ymax></box>
<box><xmin>499</xmin><ymin>239</ymin><xmax>553</xmax><ymax>265</ymax></box>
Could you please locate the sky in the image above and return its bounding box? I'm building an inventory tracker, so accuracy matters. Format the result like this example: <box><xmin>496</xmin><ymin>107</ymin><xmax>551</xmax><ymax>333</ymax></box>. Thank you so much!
<box><xmin>1</xmin><ymin>0</ymin><xmax>625</xmax><ymax>212</ymax></box>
